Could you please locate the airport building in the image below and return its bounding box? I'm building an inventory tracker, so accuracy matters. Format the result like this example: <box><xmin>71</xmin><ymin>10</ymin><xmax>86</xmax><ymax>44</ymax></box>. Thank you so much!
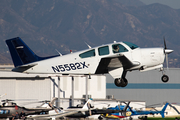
<box><xmin>0</xmin><ymin>65</ymin><xmax>179</xmax><ymax>107</ymax></box>
<box><xmin>0</xmin><ymin>65</ymin><xmax>106</xmax><ymax>108</ymax></box>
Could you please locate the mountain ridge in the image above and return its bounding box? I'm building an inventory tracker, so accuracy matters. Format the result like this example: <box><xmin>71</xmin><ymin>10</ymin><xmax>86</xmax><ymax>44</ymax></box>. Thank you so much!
<box><xmin>0</xmin><ymin>0</ymin><xmax>179</xmax><ymax>67</ymax></box>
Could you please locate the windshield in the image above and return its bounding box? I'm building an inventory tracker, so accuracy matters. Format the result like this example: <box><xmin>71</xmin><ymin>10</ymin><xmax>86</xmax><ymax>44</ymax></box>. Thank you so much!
<box><xmin>123</xmin><ymin>42</ymin><xmax>139</xmax><ymax>50</ymax></box>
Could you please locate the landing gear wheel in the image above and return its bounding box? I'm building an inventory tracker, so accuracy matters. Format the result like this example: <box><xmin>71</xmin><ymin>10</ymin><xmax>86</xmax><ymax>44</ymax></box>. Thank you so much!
<box><xmin>161</xmin><ymin>75</ymin><xmax>169</xmax><ymax>82</ymax></box>
<box><xmin>98</xmin><ymin>115</ymin><xmax>103</xmax><ymax>120</ymax></box>
<box><xmin>114</xmin><ymin>78</ymin><xmax>121</xmax><ymax>87</ymax></box>
<box><xmin>114</xmin><ymin>78</ymin><xmax>128</xmax><ymax>87</ymax></box>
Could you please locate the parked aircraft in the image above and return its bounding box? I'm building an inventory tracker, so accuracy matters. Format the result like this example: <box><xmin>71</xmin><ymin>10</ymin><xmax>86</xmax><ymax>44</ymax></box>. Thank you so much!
<box><xmin>0</xmin><ymin>98</ymin><xmax>57</xmax><ymax>119</ymax></box>
<box><xmin>6</xmin><ymin>37</ymin><xmax>173</xmax><ymax>87</ymax></box>
<box><xmin>100</xmin><ymin>102</ymin><xmax>170</xmax><ymax>119</ymax></box>
<box><xmin>141</xmin><ymin>103</ymin><xmax>180</xmax><ymax>119</ymax></box>
<box><xmin>27</xmin><ymin>98</ymin><xmax>125</xmax><ymax>120</ymax></box>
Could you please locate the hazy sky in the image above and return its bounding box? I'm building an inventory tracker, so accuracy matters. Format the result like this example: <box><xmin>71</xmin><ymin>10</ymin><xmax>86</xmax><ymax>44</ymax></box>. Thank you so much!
<box><xmin>139</xmin><ymin>0</ymin><xmax>180</xmax><ymax>9</ymax></box>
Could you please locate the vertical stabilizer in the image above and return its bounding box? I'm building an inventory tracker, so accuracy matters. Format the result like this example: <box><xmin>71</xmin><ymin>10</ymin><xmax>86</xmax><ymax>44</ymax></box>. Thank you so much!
<box><xmin>6</xmin><ymin>37</ymin><xmax>40</xmax><ymax>67</ymax></box>
<box><xmin>82</xmin><ymin>98</ymin><xmax>93</xmax><ymax>110</ymax></box>
<box><xmin>6</xmin><ymin>37</ymin><xmax>59</xmax><ymax>67</ymax></box>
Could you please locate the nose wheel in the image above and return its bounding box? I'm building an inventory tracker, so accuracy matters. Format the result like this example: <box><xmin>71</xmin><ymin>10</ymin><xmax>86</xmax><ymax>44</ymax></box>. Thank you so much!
<box><xmin>161</xmin><ymin>75</ymin><xmax>169</xmax><ymax>82</ymax></box>
<box><xmin>114</xmin><ymin>78</ymin><xmax>128</xmax><ymax>87</ymax></box>
<box><xmin>160</xmin><ymin>67</ymin><xmax>169</xmax><ymax>83</ymax></box>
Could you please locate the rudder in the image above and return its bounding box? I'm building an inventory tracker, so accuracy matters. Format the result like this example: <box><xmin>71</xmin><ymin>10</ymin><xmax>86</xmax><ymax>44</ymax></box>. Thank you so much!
<box><xmin>6</xmin><ymin>37</ymin><xmax>39</xmax><ymax>67</ymax></box>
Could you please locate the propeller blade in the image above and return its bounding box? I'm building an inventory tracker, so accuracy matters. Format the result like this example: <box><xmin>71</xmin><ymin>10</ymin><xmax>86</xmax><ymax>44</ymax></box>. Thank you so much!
<box><xmin>166</xmin><ymin>54</ymin><xmax>169</xmax><ymax>70</ymax></box>
<box><xmin>164</xmin><ymin>37</ymin><xmax>167</xmax><ymax>49</ymax></box>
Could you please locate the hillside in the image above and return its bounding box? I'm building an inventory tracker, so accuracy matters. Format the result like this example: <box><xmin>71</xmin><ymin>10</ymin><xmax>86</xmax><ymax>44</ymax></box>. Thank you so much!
<box><xmin>0</xmin><ymin>0</ymin><xmax>179</xmax><ymax>67</ymax></box>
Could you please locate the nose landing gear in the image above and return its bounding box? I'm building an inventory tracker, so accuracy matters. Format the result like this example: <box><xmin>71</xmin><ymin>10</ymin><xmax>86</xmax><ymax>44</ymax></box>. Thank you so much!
<box><xmin>161</xmin><ymin>74</ymin><xmax>169</xmax><ymax>82</ymax></box>
<box><xmin>160</xmin><ymin>67</ymin><xmax>169</xmax><ymax>83</ymax></box>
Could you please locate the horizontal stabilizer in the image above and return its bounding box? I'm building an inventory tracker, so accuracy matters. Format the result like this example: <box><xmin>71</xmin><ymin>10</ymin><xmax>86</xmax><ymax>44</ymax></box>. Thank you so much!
<box><xmin>12</xmin><ymin>63</ymin><xmax>37</xmax><ymax>72</ymax></box>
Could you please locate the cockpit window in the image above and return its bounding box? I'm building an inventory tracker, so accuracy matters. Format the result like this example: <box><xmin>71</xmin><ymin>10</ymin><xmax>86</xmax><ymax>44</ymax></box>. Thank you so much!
<box><xmin>79</xmin><ymin>49</ymin><xmax>95</xmax><ymax>58</ymax></box>
<box><xmin>112</xmin><ymin>44</ymin><xmax>128</xmax><ymax>53</ymax></box>
<box><xmin>123</xmin><ymin>42</ymin><xmax>139</xmax><ymax>50</ymax></box>
<box><xmin>98</xmin><ymin>46</ymin><xmax>109</xmax><ymax>56</ymax></box>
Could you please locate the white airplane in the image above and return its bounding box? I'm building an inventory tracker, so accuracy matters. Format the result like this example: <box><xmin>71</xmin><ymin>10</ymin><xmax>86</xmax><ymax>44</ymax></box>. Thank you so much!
<box><xmin>6</xmin><ymin>37</ymin><xmax>173</xmax><ymax>87</ymax></box>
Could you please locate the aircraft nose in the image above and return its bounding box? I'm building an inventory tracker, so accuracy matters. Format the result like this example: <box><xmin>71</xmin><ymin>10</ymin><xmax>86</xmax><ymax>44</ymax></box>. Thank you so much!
<box><xmin>165</xmin><ymin>49</ymin><xmax>173</xmax><ymax>54</ymax></box>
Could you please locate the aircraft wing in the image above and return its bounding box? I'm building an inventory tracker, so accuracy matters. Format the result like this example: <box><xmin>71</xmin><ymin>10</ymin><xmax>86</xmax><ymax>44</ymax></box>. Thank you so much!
<box><xmin>27</xmin><ymin>110</ymin><xmax>81</xmax><ymax>119</ymax></box>
<box><xmin>95</xmin><ymin>54</ymin><xmax>140</xmax><ymax>74</ymax></box>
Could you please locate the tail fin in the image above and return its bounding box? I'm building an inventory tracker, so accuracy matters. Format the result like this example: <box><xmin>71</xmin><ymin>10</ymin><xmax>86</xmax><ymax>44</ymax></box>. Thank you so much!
<box><xmin>82</xmin><ymin>98</ymin><xmax>93</xmax><ymax>110</ymax></box>
<box><xmin>6</xmin><ymin>37</ymin><xmax>58</xmax><ymax>67</ymax></box>
<box><xmin>49</xmin><ymin>97</ymin><xmax>58</xmax><ymax>107</ymax></box>
<box><xmin>160</xmin><ymin>102</ymin><xmax>169</xmax><ymax>118</ymax></box>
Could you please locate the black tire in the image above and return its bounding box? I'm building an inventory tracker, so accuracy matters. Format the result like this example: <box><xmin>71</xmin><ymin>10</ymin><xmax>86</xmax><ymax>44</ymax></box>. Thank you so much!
<box><xmin>98</xmin><ymin>115</ymin><xmax>103</xmax><ymax>120</ymax></box>
<box><xmin>114</xmin><ymin>78</ymin><xmax>128</xmax><ymax>87</ymax></box>
<box><xmin>114</xmin><ymin>78</ymin><xmax>121</xmax><ymax>87</ymax></box>
<box><xmin>161</xmin><ymin>75</ymin><xmax>169</xmax><ymax>82</ymax></box>
<box><xmin>121</xmin><ymin>78</ymin><xmax>128</xmax><ymax>87</ymax></box>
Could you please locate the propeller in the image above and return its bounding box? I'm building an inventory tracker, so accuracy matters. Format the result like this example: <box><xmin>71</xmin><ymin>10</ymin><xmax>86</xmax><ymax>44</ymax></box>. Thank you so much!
<box><xmin>163</xmin><ymin>37</ymin><xmax>173</xmax><ymax>69</ymax></box>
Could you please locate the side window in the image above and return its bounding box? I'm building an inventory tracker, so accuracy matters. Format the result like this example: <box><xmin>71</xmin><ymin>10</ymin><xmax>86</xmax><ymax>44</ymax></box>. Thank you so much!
<box><xmin>112</xmin><ymin>44</ymin><xmax>128</xmax><ymax>53</ymax></box>
<box><xmin>79</xmin><ymin>49</ymin><xmax>95</xmax><ymax>58</ymax></box>
<box><xmin>98</xmin><ymin>46</ymin><xmax>109</xmax><ymax>56</ymax></box>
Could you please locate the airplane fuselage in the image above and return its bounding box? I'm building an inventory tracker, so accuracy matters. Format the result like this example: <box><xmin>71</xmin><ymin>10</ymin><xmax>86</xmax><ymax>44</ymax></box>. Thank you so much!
<box><xmin>19</xmin><ymin>42</ymin><xmax>165</xmax><ymax>75</ymax></box>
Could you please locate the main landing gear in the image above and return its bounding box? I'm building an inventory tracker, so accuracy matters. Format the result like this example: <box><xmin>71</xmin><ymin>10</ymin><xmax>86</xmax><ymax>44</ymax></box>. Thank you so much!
<box><xmin>114</xmin><ymin>78</ymin><xmax>128</xmax><ymax>87</ymax></box>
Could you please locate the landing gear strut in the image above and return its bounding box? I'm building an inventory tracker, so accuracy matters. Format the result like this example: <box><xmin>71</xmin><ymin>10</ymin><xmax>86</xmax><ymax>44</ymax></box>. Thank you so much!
<box><xmin>114</xmin><ymin>78</ymin><xmax>128</xmax><ymax>87</ymax></box>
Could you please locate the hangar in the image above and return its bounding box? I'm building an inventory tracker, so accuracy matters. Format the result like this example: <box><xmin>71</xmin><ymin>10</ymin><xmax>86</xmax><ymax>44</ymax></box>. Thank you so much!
<box><xmin>0</xmin><ymin>65</ymin><xmax>106</xmax><ymax>108</ymax></box>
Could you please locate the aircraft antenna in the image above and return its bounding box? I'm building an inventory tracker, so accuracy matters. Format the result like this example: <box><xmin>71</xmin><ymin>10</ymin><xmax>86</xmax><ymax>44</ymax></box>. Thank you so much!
<box><xmin>85</xmin><ymin>42</ymin><xmax>91</xmax><ymax>49</ymax></box>
<box><xmin>55</xmin><ymin>49</ymin><xmax>62</xmax><ymax>56</ymax></box>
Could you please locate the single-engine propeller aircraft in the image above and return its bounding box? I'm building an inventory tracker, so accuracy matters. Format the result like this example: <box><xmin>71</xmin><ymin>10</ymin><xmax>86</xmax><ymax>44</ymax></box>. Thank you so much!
<box><xmin>6</xmin><ymin>37</ymin><xmax>173</xmax><ymax>87</ymax></box>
